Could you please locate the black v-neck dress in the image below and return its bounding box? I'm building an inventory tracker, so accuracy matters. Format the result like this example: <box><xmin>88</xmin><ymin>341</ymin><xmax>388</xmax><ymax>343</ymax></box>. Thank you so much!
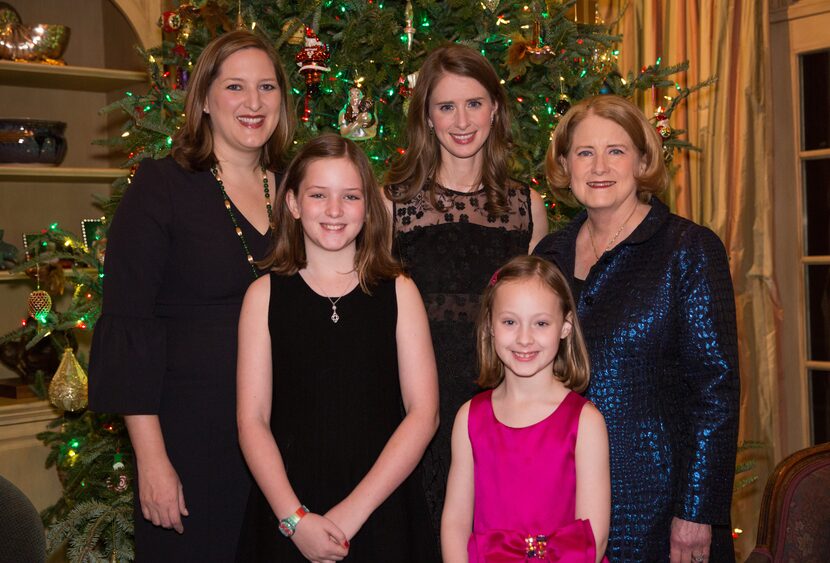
<box><xmin>89</xmin><ymin>156</ymin><xmax>272</xmax><ymax>562</ymax></box>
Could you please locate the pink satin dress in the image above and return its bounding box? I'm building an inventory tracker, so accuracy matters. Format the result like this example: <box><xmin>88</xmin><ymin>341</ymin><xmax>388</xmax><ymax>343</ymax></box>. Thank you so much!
<box><xmin>467</xmin><ymin>389</ymin><xmax>608</xmax><ymax>562</ymax></box>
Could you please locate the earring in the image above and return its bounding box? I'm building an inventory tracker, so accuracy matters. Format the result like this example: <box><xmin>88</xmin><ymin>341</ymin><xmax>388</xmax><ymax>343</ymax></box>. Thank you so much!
<box><xmin>490</xmin><ymin>114</ymin><xmax>495</xmax><ymax>124</ymax></box>
<box><xmin>429</xmin><ymin>125</ymin><xmax>434</xmax><ymax>136</ymax></box>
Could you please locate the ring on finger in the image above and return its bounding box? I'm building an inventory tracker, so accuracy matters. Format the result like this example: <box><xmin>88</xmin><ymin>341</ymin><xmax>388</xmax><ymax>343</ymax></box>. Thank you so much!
<box><xmin>692</xmin><ymin>554</ymin><xmax>705</xmax><ymax>563</ymax></box>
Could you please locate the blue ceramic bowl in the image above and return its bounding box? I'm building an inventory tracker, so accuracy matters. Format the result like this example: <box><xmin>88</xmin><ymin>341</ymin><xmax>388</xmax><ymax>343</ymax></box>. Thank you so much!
<box><xmin>0</xmin><ymin>119</ymin><xmax>67</xmax><ymax>164</ymax></box>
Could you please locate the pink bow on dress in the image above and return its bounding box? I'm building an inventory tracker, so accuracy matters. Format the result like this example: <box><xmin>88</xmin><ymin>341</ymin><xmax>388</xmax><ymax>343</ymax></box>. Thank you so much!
<box><xmin>468</xmin><ymin>519</ymin><xmax>607</xmax><ymax>563</ymax></box>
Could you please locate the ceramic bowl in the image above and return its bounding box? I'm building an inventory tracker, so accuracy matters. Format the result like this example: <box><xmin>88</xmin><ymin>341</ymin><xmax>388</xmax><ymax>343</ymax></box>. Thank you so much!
<box><xmin>0</xmin><ymin>119</ymin><xmax>67</xmax><ymax>164</ymax></box>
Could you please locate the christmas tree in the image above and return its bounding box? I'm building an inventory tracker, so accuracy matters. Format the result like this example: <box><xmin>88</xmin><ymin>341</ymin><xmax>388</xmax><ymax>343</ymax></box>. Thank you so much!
<box><xmin>1</xmin><ymin>1</ymin><xmax>709</xmax><ymax>559</ymax></box>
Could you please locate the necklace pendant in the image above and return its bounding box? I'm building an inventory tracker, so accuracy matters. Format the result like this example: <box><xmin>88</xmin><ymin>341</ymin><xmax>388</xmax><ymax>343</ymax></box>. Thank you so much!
<box><xmin>331</xmin><ymin>306</ymin><xmax>340</xmax><ymax>323</ymax></box>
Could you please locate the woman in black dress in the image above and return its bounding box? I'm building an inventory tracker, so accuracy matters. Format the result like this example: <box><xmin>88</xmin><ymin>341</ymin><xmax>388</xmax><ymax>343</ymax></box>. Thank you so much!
<box><xmin>383</xmin><ymin>44</ymin><xmax>549</xmax><ymax>532</ymax></box>
<box><xmin>88</xmin><ymin>30</ymin><xmax>295</xmax><ymax>561</ymax></box>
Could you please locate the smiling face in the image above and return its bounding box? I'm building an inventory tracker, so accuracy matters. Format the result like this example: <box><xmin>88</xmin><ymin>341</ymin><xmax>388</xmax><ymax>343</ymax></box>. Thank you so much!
<box><xmin>204</xmin><ymin>48</ymin><xmax>281</xmax><ymax>161</ymax></box>
<box><xmin>286</xmin><ymin>157</ymin><xmax>366</xmax><ymax>257</ymax></box>
<box><xmin>426</xmin><ymin>72</ymin><xmax>497</xmax><ymax>169</ymax></box>
<box><xmin>491</xmin><ymin>278</ymin><xmax>573</xmax><ymax>381</ymax></box>
<box><xmin>561</xmin><ymin>112</ymin><xmax>646</xmax><ymax>213</ymax></box>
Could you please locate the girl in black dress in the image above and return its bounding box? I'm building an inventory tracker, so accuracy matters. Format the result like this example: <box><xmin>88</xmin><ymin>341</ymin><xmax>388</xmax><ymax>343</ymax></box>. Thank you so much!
<box><xmin>89</xmin><ymin>31</ymin><xmax>295</xmax><ymax>562</ymax></box>
<box><xmin>236</xmin><ymin>134</ymin><xmax>440</xmax><ymax>562</ymax></box>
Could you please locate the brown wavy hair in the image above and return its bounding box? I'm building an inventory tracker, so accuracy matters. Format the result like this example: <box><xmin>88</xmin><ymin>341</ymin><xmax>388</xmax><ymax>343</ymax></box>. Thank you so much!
<box><xmin>263</xmin><ymin>134</ymin><xmax>400</xmax><ymax>292</ymax></box>
<box><xmin>545</xmin><ymin>95</ymin><xmax>669</xmax><ymax>206</ymax></box>
<box><xmin>476</xmin><ymin>256</ymin><xmax>590</xmax><ymax>391</ymax></box>
<box><xmin>384</xmin><ymin>44</ymin><xmax>512</xmax><ymax>215</ymax></box>
<box><xmin>171</xmin><ymin>30</ymin><xmax>296</xmax><ymax>171</ymax></box>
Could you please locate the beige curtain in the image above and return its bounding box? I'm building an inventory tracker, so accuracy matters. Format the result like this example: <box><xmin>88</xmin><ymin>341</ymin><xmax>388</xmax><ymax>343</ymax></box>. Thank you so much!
<box><xmin>599</xmin><ymin>1</ymin><xmax>782</xmax><ymax>556</ymax></box>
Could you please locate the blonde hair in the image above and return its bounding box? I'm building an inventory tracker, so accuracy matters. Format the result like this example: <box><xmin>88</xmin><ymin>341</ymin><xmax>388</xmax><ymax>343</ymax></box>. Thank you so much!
<box><xmin>476</xmin><ymin>255</ymin><xmax>590</xmax><ymax>391</ymax></box>
<box><xmin>384</xmin><ymin>44</ymin><xmax>513</xmax><ymax>215</ymax></box>
<box><xmin>263</xmin><ymin>134</ymin><xmax>400</xmax><ymax>292</ymax></box>
<box><xmin>545</xmin><ymin>95</ymin><xmax>668</xmax><ymax>206</ymax></box>
<box><xmin>171</xmin><ymin>30</ymin><xmax>296</xmax><ymax>171</ymax></box>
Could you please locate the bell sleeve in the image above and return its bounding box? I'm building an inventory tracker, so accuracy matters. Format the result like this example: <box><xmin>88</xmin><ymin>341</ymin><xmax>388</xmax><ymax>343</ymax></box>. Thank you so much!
<box><xmin>673</xmin><ymin>226</ymin><xmax>741</xmax><ymax>525</ymax></box>
<box><xmin>88</xmin><ymin>159</ymin><xmax>173</xmax><ymax>415</ymax></box>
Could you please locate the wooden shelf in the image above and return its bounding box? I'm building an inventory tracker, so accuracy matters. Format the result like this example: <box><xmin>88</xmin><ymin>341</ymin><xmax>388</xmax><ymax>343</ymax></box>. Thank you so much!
<box><xmin>0</xmin><ymin>268</ymin><xmax>97</xmax><ymax>283</ymax></box>
<box><xmin>0</xmin><ymin>60</ymin><xmax>146</xmax><ymax>92</ymax></box>
<box><xmin>0</xmin><ymin>272</ymin><xmax>29</xmax><ymax>282</ymax></box>
<box><xmin>0</xmin><ymin>166</ymin><xmax>126</xmax><ymax>182</ymax></box>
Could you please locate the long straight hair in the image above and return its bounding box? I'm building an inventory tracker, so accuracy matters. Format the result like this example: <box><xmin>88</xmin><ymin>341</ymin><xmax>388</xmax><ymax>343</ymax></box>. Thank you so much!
<box><xmin>263</xmin><ymin>134</ymin><xmax>400</xmax><ymax>292</ymax></box>
<box><xmin>384</xmin><ymin>44</ymin><xmax>513</xmax><ymax>215</ymax></box>
<box><xmin>476</xmin><ymin>256</ymin><xmax>590</xmax><ymax>391</ymax></box>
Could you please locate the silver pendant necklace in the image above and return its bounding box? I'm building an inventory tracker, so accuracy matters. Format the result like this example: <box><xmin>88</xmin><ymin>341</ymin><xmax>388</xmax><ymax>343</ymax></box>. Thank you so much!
<box><xmin>305</xmin><ymin>270</ymin><xmax>353</xmax><ymax>324</ymax></box>
<box><xmin>327</xmin><ymin>295</ymin><xmax>342</xmax><ymax>323</ymax></box>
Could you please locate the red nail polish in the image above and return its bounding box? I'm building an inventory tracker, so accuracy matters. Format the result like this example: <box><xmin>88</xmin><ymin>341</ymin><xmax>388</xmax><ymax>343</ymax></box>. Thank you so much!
<box><xmin>344</xmin><ymin>539</ymin><xmax>350</xmax><ymax>548</ymax></box>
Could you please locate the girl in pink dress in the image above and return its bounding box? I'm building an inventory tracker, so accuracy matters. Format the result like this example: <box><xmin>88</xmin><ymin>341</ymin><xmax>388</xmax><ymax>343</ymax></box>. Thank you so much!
<box><xmin>442</xmin><ymin>255</ymin><xmax>610</xmax><ymax>562</ymax></box>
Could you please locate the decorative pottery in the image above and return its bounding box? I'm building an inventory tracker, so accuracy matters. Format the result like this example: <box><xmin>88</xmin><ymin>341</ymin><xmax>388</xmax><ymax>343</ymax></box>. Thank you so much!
<box><xmin>0</xmin><ymin>1</ymin><xmax>70</xmax><ymax>64</ymax></box>
<box><xmin>0</xmin><ymin>2</ymin><xmax>21</xmax><ymax>27</ymax></box>
<box><xmin>0</xmin><ymin>119</ymin><xmax>67</xmax><ymax>164</ymax></box>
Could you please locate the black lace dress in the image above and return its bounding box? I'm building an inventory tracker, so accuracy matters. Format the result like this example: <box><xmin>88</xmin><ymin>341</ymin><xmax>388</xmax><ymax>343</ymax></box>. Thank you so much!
<box><xmin>392</xmin><ymin>181</ymin><xmax>533</xmax><ymax>532</ymax></box>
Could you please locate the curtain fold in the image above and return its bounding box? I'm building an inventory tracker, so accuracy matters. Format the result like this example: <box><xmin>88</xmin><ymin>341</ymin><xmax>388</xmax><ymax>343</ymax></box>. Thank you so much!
<box><xmin>599</xmin><ymin>1</ymin><xmax>782</xmax><ymax>556</ymax></box>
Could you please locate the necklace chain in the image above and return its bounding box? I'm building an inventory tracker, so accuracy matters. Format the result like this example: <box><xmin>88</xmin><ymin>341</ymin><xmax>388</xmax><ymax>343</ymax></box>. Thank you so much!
<box><xmin>586</xmin><ymin>202</ymin><xmax>639</xmax><ymax>261</ymax></box>
<box><xmin>434</xmin><ymin>175</ymin><xmax>483</xmax><ymax>193</ymax></box>
<box><xmin>210</xmin><ymin>165</ymin><xmax>273</xmax><ymax>279</ymax></box>
<box><xmin>305</xmin><ymin>271</ymin><xmax>354</xmax><ymax>324</ymax></box>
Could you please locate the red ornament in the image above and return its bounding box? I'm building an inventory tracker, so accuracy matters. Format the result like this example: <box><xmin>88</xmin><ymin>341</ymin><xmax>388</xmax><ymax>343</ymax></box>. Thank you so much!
<box><xmin>160</xmin><ymin>11</ymin><xmax>181</xmax><ymax>34</ymax></box>
<box><xmin>654</xmin><ymin>107</ymin><xmax>672</xmax><ymax>139</ymax></box>
<box><xmin>397</xmin><ymin>75</ymin><xmax>412</xmax><ymax>98</ymax></box>
<box><xmin>295</xmin><ymin>27</ymin><xmax>331</xmax><ymax>123</ymax></box>
<box><xmin>172</xmin><ymin>44</ymin><xmax>188</xmax><ymax>59</ymax></box>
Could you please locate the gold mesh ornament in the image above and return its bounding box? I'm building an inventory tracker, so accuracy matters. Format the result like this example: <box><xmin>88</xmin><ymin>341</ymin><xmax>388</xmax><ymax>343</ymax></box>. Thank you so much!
<box><xmin>48</xmin><ymin>348</ymin><xmax>88</xmax><ymax>411</ymax></box>
<box><xmin>27</xmin><ymin>289</ymin><xmax>51</xmax><ymax>319</ymax></box>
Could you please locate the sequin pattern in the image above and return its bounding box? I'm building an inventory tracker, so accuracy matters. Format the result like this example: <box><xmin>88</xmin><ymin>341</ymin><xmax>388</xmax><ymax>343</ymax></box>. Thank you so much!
<box><xmin>534</xmin><ymin>199</ymin><xmax>740</xmax><ymax>562</ymax></box>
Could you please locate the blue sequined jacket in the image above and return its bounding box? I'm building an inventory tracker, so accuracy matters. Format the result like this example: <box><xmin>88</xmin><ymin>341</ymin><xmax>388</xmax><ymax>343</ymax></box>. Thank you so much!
<box><xmin>533</xmin><ymin>199</ymin><xmax>740</xmax><ymax>562</ymax></box>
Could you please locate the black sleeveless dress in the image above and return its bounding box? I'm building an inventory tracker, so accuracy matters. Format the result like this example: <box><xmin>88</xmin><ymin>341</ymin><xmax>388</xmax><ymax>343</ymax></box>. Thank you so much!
<box><xmin>236</xmin><ymin>273</ymin><xmax>438</xmax><ymax>562</ymax></box>
<box><xmin>392</xmin><ymin>181</ymin><xmax>533</xmax><ymax>532</ymax></box>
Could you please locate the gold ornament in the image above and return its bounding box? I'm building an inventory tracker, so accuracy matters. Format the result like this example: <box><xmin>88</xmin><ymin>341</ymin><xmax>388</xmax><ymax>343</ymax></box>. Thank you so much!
<box><xmin>403</xmin><ymin>1</ymin><xmax>415</xmax><ymax>51</ymax></box>
<box><xmin>48</xmin><ymin>348</ymin><xmax>88</xmax><ymax>412</ymax></box>
<box><xmin>339</xmin><ymin>87</ymin><xmax>377</xmax><ymax>141</ymax></box>
<box><xmin>27</xmin><ymin>289</ymin><xmax>52</xmax><ymax>321</ymax></box>
<box><xmin>482</xmin><ymin>0</ymin><xmax>500</xmax><ymax>11</ymax></box>
<box><xmin>282</xmin><ymin>19</ymin><xmax>306</xmax><ymax>45</ymax></box>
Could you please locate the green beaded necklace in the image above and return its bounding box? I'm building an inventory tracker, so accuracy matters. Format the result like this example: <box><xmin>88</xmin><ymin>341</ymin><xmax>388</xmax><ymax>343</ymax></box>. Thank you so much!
<box><xmin>210</xmin><ymin>165</ymin><xmax>274</xmax><ymax>279</ymax></box>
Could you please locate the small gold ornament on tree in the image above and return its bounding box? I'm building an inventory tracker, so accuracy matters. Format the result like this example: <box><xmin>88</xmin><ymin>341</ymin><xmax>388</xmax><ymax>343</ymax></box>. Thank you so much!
<box><xmin>48</xmin><ymin>348</ymin><xmax>88</xmax><ymax>412</ymax></box>
<box><xmin>506</xmin><ymin>17</ymin><xmax>554</xmax><ymax>78</ymax></box>
<box><xmin>27</xmin><ymin>253</ymin><xmax>52</xmax><ymax>325</ymax></box>
<box><xmin>27</xmin><ymin>290</ymin><xmax>51</xmax><ymax>323</ymax></box>
<box><xmin>281</xmin><ymin>19</ymin><xmax>306</xmax><ymax>45</ymax></box>
<box><xmin>339</xmin><ymin>87</ymin><xmax>377</xmax><ymax>140</ymax></box>
<box><xmin>403</xmin><ymin>1</ymin><xmax>415</xmax><ymax>51</ymax></box>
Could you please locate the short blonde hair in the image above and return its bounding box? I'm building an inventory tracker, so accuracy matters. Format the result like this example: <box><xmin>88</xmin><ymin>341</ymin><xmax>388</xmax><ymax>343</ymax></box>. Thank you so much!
<box><xmin>476</xmin><ymin>255</ymin><xmax>590</xmax><ymax>391</ymax></box>
<box><xmin>546</xmin><ymin>95</ymin><xmax>668</xmax><ymax>206</ymax></box>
